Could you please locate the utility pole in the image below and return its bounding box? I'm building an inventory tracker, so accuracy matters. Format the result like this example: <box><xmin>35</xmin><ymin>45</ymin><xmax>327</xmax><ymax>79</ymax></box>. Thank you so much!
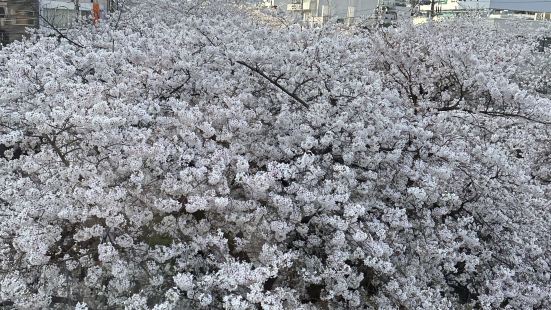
<box><xmin>409</xmin><ymin>0</ymin><xmax>419</xmax><ymax>16</ymax></box>
<box><xmin>112</xmin><ymin>0</ymin><xmax>119</xmax><ymax>12</ymax></box>
<box><xmin>430</xmin><ymin>0</ymin><xmax>435</xmax><ymax>17</ymax></box>
<box><xmin>75</xmin><ymin>0</ymin><xmax>80</xmax><ymax>21</ymax></box>
<box><xmin>300</xmin><ymin>0</ymin><xmax>306</xmax><ymax>24</ymax></box>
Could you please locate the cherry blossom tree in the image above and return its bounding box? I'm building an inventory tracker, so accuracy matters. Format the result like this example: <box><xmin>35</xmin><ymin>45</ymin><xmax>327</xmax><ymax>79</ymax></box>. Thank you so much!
<box><xmin>0</xmin><ymin>1</ymin><xmax>550</xmax><ymax>309</ymax></box>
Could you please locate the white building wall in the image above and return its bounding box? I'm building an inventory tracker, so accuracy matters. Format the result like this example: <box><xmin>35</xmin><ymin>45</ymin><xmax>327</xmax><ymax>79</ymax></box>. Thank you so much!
<box><xmin>298</xmin><ymin>0</ymin><xmax>378</xmax><ymax>26</ymax></box>
<box><xmin>271</xmin><ymin>0</ymin><xmax>291</xmax><ymax>7</ymax></box>
<box><xmin>263</xmin><ymin>0</ymin><xmax>379</xmax><ymax>25</ymax></box>
<box><xmin>269</xmin><ymin>0</ymin><xmax>378</xmax><ymax>18</ymax></box>
<box><xmin>420</xmin><ymin>0</ymin><xmax>490</xmax><ymax>12</ymax></box>
<box><xmin>313</xmin><ymin>0</ymin><xmax>378</xmax><ymax>18</ymax></box>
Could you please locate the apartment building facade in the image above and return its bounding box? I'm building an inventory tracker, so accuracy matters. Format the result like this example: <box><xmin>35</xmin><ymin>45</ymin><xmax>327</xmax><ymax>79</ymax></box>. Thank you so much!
<box><xmin>0</xmin><ymin>0</ymin><xmax>39</xmax><ymax>45</ymax></box>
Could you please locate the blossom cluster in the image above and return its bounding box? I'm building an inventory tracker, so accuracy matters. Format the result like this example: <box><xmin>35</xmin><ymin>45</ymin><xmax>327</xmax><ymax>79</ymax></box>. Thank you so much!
<box><xmin>0</xmin><ymin>1</ymin><xmax>550</xmax><ymax>309</ymax></box>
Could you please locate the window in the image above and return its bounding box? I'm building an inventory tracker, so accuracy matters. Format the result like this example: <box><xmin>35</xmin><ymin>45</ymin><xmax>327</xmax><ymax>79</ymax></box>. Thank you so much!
<box><xmin>0</xmin><ymin>7</ymin><xmax>6</xmax><ymax>18</ymax></box>
<box><xmin>0</xmin><ymin>30</ymin><xmax>8</xmax><ymax>46</ymax></box>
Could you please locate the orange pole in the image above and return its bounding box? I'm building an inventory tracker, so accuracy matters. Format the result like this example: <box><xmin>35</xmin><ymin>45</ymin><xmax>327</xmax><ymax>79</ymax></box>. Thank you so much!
<box><xmin>92</xmin><ymin>0</ymin><xmax>100</xmax><ymax>24</ymax></box>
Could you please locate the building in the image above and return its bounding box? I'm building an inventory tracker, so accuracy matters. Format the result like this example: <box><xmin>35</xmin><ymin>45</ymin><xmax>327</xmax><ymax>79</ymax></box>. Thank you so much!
<box><xmin>307</xmin><ymin>0</ymin><xmax>380</xmax><ymax>25</ymax></box>
<box><xmin>489</xmin><ymin>0</ymin><xmax>551</xmax><ymax>13</ymax></box>
<box><xmin>0</xmin><ymin>0</ymin><xmax>39</xmax><ymax>45</ymax></box>
<box><xmin>260</xmin><ymin>0</ymin><xmax>290</xmax><ymax>8</ymax></box>
<box><xmin>419</xmin><ymin>0</ymin><xmax>490</xmax><ymax>14</ymax></box>
<box><xmin>40</xmin><ymin>0</ymin><xmax>109</xmax><ymax>29</ymax></box>
<box><xmin>490</xmin><ymin>0</ymin><xmax>551</xmax><ymax>20</ymax></box>
<box><xmin>0</xmin><ymin>0</ymin><xmax>113</xmax><ymax>45</ymax></box>
<box><xmin>263</xmin><ymin>0</ymin><xmax>383</xmax><ymax>26</ymax></box>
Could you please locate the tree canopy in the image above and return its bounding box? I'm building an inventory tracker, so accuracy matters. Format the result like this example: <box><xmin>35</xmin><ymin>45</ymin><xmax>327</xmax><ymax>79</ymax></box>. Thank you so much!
<box><xmin>1</xmin><ymin>1</ymin><xmax>550</xmax><ymax>309</ymax></box>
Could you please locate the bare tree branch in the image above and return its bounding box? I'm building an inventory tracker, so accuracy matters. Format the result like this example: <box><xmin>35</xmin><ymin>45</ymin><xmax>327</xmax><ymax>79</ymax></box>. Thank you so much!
<box><xmin>236</xmin><ymin>60</ymin><xmax>310</xmax><ymax>109</ymax></box>
<box><xmin>38</xmin><ymin>13</ymin><xmax>84</xmax><ymax>48</ymax></box>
